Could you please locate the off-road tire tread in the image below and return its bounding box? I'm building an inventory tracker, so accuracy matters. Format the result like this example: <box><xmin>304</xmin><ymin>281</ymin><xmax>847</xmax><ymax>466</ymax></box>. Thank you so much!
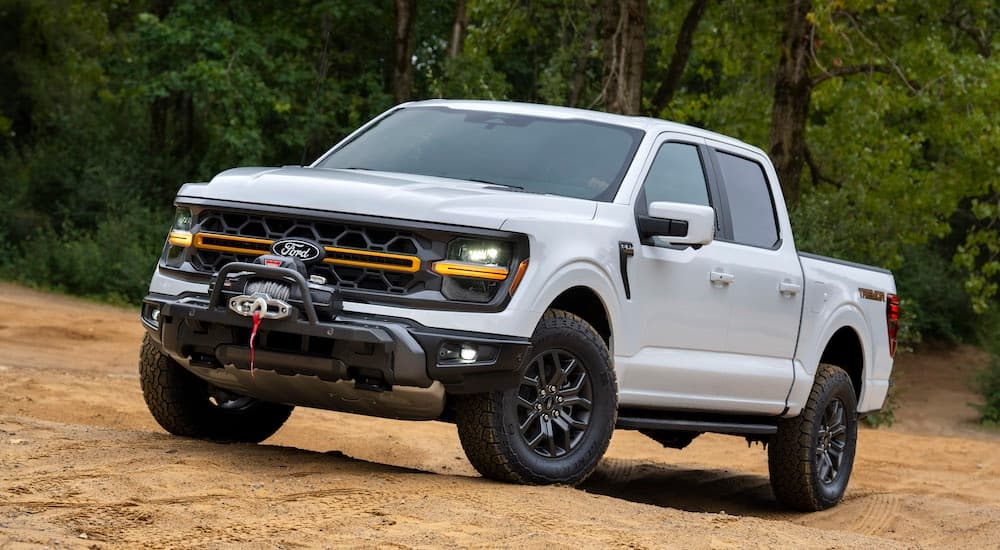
<box><xmin>455</xmin><ymin>309</ymin><xmax>617</xmax><ymax>486</ymax></box>
<box><xmin>768</xmin><ymin>363</ymin><xmax>857</xmax><ymax>511</ymax></box>
<box><xmin>139</xmin><ymin>334</ymin><xmax>292</xmax><ymax>443</ymax></box>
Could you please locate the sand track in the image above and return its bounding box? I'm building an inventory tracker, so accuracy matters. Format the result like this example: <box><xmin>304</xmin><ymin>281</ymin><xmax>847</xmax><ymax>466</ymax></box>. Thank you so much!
<box><xmin>1</xmin><ymin>283</ymin><xmax>998</xmax><ymax>548</ymax></box>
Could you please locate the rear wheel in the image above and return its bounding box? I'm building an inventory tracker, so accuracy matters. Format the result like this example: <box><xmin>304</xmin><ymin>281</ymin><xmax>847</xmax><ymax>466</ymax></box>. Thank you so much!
<box><xmin>768</xmin><ymin>364</ymin><xmax>858</xmax><ymax>511</ymax></box>
<box><xmin>455</xmin><ymin>309</ymin><xmax>617</xmax><ymax>485</ymax></box>
<box><xmin>139</xmin><ymin>334</ymin><xmax>293</xmax><ymax>443</ymax></box>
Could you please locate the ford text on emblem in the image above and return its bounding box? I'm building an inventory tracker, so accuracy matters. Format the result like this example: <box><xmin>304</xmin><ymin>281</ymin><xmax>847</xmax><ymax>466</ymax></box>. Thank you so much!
<box><xmin>270</xmin><ymin>238</ymin><xmax>324</xmax><ymax>263</ymax></box>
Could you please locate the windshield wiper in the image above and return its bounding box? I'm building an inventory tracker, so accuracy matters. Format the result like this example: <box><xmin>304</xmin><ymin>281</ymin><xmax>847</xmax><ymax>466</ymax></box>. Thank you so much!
<box><xmin>466</xmin><ymin>178</ymin><xmax>524</xmax><ymax>191</ymax></box>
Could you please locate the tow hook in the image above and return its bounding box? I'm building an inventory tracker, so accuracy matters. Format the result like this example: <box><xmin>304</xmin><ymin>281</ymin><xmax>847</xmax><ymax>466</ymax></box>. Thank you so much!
<box><xmin>228</xmin><ymin>293</ymin><xmax>292</xmax><ymax>320</ymax></box>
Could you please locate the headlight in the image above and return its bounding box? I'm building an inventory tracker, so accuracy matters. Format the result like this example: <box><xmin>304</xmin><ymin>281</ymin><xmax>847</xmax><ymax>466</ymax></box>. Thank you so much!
<box><xmin>447</xmin><ymin>238</ymin><xmax>511</xmax><ymax>266</ymax></box>
<box><xmin>164</xmin><ymin>206</ymin><xmax>193</xmax><ymax>267</ymax></box>
<box><xmin>167</xmin><ymin>207</ymin><xmax>193</xmax><ymax>247</ymax></box>
<box><xmin>434</xmin><ymin>238</ymin><xmax>514</xmax><ymax>303</ymax></box>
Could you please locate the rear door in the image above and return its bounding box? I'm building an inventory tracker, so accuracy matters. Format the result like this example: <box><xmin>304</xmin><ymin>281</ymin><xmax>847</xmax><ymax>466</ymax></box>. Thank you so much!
<box><xmin>704</xmin><ymin>141</ymin><xmax>804</xmax><ymax>409</ymax></box>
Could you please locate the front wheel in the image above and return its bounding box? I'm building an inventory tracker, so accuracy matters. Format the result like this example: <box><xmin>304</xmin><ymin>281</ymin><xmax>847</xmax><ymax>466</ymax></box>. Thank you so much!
<box><xmin>768</xmin><ymin>363</ymin><xmax>858</xmax><ymax>511</ymax></box>
<box><xmin>139</xmin><ymin>334</ymin><xmax>293</xmax><ymax>443</ymax></box>
<box><xmin>455</xmin><ymin>309</ymin><xmax>617</xmax><ymax>485</ymax></box>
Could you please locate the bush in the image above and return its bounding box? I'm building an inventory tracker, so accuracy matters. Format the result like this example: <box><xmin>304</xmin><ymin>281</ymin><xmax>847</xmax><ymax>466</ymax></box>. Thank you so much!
<box><xmin>0</xmin><ymin>204</ymin><xmax>169</xmax><ymax>305</ymax></box>
<box><xmin>975</xmin><ymin>355</ymin><xmax>1000</xmax><ymax>426</ymax></box>
<box><xmin>973</xmin><ymin>311</ymin><xmax>1000</xmax><ymax>425</ymax></box>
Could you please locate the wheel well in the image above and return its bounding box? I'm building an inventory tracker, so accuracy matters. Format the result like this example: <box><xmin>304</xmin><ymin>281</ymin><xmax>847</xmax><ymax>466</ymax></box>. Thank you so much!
<box><xmin>819</xmin><ymin>327</ymin><xmax>863</xmax><ymax>400</ymax></box>
<box><xmin>548</xmin><ymin>286</ymin><xmax>611</xmax><ymax>345</ymax></box>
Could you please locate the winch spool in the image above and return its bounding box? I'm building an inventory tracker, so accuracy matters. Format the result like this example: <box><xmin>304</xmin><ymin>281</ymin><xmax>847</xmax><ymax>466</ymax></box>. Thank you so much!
<box><xmin>245</xmin><ymin>280</ymin><xmax>291</xmax><ymax>301</ymax></box>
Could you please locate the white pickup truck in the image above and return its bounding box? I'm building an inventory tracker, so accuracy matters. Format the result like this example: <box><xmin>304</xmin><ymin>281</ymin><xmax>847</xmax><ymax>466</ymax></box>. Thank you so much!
<box><xmin>139</xmin><ymin>99</ymin><xmax>898</xmax><ymax>511</ymax></box>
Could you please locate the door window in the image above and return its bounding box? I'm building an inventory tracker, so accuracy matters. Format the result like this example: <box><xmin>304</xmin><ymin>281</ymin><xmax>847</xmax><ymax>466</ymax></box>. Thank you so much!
<box><xmin>641</xmin><ymin>142</ymin><xmax>710</xmax><ymax>210</ymax></box>
<box><xmin>715</xmin><ymin>152</ymin><xmax>780</xmax><ymax>248</ymax></box>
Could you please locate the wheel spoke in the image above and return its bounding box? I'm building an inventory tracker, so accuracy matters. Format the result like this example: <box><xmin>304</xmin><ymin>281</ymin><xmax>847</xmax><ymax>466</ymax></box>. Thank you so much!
<box><xmin>525</xmin><ymin>429</ymin><xmax>545</xmax><ymax>451</ymax></box>
<box><xmin>552</xmin><ymin>416</ymin><xmax>573</xmax><ymax>452</ymax></box>
<box><xmin>548</xmin><ymin>351</ymin><xmax>568</xmax><ymax>387</ymax></box>
<box><xmin>560</xmin><ymin>395</ymin><xmax>592</xmax><ymax>410</ymax></box>
<box><xmin>540</xmin><ymin>419</ymin><xmax>558</xmax><ymax>457</ymax></box>
<box><xmin>817</xmin><ymin>450</ymin><xmax>834</xmax><ymax>482</ymax></box>
<box><xmin>519</xmin><ymin>410</ymin><xmax>541</xmax><ymax>433</ymax></box>
<box><xmin>563</xmin><ymin>414</ymin><xmax>588</xmax><ymax>431</ymax></box>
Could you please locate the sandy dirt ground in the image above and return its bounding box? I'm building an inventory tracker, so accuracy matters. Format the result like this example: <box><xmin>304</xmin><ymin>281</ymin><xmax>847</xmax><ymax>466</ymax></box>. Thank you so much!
<box><xmin>1</xmin><ymin>282</ymin><xmax>999</xmax><ymax>549</ymax></box>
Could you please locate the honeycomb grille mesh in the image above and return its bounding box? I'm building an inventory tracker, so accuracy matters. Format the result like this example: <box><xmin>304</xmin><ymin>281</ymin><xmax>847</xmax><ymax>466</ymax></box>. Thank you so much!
<box><xmin>191</xmin><ymin>210</ymin><xmax>431</xmax><ymax>294</ymax></box>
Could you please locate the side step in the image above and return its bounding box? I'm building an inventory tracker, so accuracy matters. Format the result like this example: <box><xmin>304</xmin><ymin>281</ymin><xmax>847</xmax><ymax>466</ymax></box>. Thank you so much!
<box><xmin>616</xmin><ymin>409</ymin><xmax>778</xmax><ymax>436</ymax></box>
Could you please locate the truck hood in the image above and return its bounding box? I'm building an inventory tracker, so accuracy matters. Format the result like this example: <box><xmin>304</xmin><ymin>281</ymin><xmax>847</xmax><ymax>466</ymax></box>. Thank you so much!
<box><xmin>177</xmin><ymin>167</ymin><xmax>597</xmax><ymax>230</ymax></box>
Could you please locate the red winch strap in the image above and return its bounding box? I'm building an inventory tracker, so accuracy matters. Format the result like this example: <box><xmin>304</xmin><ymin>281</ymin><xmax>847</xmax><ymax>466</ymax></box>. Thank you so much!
<box><xmin>250</xmin><ymin>309</ymin><xmax>262</xmax><ymax>378</ymax></box>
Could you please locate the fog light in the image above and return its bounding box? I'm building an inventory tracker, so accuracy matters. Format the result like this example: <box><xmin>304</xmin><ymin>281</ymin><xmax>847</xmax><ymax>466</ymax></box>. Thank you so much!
<box><xmin>438</xmin><ymin>341</ymin><xmax>499</xmax><ymax>367</ymax></box>
<box><xmin>143</xmin><ymin>303</ymin><xmax>161</xmax><ymax>330</ymax></box>
<box><xmin>460</xmin><ymin>344</ymin><xmax>478</xmax><ymax>362</ymax></box>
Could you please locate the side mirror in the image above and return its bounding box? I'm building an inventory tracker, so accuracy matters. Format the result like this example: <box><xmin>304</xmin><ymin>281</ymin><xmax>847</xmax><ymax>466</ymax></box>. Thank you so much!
<box><xmin>638</xmin><ymin>201</ymin><xmax>715</xmax><ymax>246</ymax></box>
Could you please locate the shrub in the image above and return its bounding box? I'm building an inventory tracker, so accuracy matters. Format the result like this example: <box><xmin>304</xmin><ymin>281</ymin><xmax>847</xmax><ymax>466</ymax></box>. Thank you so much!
<box><xmin>973</xmin><ymin>311</ymin><xmax>1000</xmax><ymax>426</ymax></box>
<box><xmin>975</xmin><ymin>355</ymin><xmax>1000</xmax><ymax>426</ymax></box>
<box><xmin>0</xmin><ymin>204</ymin><xmax>169</xmax><ymax>304</ymax></box>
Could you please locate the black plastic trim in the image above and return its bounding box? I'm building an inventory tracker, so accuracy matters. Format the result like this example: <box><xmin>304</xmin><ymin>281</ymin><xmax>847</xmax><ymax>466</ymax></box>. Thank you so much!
<box><xmin>616</xmin><ymin>407</ymin><xmax>779</xmax><ymax>436</ymax></box>
<box><xmin>144</xmin><ymin>291</ymin><xmax>531</xmax><ymax>394</ymax></box>
<box><xmin>799</xmin><ymin>251</ymin><xmax>892</xmax><ymax>275</ymax></box>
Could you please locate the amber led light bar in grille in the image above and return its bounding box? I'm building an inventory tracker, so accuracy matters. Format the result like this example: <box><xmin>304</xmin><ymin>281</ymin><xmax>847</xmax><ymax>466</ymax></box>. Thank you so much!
<box><xmin>322</xmin><ymin>246</ymin><xmax>420</xmax><ymax>273</ymax></box>
<box><xmin>432</xmin><ymin>261</ymin><xmax>510</xmax><ymax>280</ymax></box>
<box><xmin>194</xmin><ymin>233</ymin><xmax>271</xmax><ymax>254</ymax></box>
<box><xmin>189</xmin><ymin>233</ymin><xmax>421</xmax><ymax>273</ymax></box>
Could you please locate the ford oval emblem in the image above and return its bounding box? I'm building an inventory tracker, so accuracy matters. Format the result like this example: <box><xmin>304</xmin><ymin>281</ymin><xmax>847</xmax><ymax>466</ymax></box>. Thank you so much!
<box><xmin>270</xmin><ymin>238</ymin><xmax>324</xmax><ymax>264</ymax></box>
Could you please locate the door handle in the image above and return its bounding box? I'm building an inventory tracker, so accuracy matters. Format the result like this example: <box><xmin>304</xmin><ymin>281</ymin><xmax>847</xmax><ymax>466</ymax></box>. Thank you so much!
<box><xmin>710</xmin><ymin>270</ymin><xmax>735</xmax><ymax>285</ymax></box>
<box><xmin>778</xmin><ymin>280</ymin><xmax>802</xmax><ymax>296</ymax></box>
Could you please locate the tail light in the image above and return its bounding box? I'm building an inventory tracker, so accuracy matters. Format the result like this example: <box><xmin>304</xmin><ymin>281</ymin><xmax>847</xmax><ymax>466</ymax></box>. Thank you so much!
<box><xmin>886</xmin><ymin>293</ymin><xmax>900</xmax><ymax>357</ymax></box>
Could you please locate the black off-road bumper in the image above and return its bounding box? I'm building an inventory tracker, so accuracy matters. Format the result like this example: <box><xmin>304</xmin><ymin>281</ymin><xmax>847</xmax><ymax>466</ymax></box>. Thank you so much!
<box><xmin>141</xmin><ymin>264</ymin><xmax>531</xmax><ymax>399</ymax></box>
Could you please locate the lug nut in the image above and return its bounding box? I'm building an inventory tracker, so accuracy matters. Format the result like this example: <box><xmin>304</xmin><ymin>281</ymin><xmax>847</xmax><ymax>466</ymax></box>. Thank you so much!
<box><xmin>542</xmin><ymin>414</ymin><xmax>550</xmax><ymax>421</ymax></box>
<box><xmin>535</xmin><ymin>403</ymin><xmax>542</xmax><ymax>410</ymax></box>
<box><xmin>553</xmin><ymin>410</ymin><xmax>561</xmax><ymax>417</ymax></box>
<box><xmin>556</xmin><ymin>396</ymin><xmax>564</xmax><ymax>403</ymax></box>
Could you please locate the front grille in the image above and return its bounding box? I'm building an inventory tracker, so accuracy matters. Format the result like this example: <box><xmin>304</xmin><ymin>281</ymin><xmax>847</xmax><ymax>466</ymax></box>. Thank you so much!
<box><xmin>189</xmin><ymin>210</ymin><xmax>435</xmax><ymax>295</ymax></box>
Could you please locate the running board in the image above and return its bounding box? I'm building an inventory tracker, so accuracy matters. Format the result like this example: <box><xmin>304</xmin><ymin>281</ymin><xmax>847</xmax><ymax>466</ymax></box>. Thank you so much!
<box><xmin>616</xmin><ymin>414</ymin><xmax>778</xmax><ymax>436</ymax></box>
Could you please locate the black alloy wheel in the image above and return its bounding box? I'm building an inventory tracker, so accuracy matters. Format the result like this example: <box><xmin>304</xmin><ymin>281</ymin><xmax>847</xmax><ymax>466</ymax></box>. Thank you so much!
<box><xmin>516</xmin><ymin>349</ymin><xmax>593</xmax><ymax>458</ymax></box>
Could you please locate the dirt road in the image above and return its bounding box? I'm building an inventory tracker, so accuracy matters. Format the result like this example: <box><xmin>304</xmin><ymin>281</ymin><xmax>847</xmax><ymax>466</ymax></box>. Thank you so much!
<box><xmin>2</xmin><ymin>283</ymin><xmax>998</xmax><ymax>548</ymax></box>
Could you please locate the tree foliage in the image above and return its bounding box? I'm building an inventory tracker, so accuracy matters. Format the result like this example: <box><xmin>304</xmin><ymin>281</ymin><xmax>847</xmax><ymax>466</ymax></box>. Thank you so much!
<box><xmin>0</xmin><ymin>0</ymin><xmax>997</xmax><ymax>340</ymax></box>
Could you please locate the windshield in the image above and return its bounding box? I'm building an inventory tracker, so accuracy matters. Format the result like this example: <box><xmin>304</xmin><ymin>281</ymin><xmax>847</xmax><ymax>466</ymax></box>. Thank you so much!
<box><xmin>316</xmin><ymin>106</ymin><xmax>644</xmax><ymax>201</ymax></box>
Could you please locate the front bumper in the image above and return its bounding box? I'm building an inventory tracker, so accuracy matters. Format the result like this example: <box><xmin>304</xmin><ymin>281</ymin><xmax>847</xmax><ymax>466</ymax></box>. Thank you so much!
<box><xmin>142</xmin><ymin>264</ymin><xmax>531</xmax><ymax>417</ymax></box>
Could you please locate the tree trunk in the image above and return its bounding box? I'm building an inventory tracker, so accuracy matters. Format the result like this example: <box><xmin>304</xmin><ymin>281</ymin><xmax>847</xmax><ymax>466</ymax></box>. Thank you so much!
<box><xmin>447</xmin><ymin>0</ymin><xmax>467</xmax><ymax>59</ymax></box>
<box><xmin>769</xmin><ymin>0</ymin><xmax>813</xmax><ymax>206</ymax></box>
<box><xmin>600</xmin><ymin>0</ymin><xmax>646</xmax><ymax>115</ymax></box>
<box><xmin>568</xmin><ymin>5</ymin><xmax>599</xmax><ymax>108</ymax></box>
<box><xmin>392</xmin><ymin>0</ymin><xmax>417</xmax><ymax>103</ymax></box>
<box><xmin>649</xmin><ymin>0</ymin><xmax>710</xmax><ymax>115</ymax></box>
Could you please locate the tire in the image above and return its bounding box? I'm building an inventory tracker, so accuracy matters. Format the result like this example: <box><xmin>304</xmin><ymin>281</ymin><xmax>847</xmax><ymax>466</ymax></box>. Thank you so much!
<box><xmin>455</xmin><ymin>309</ymin><xmax>617</xmax><ymax>485</ymax></box>
<box><xmin>768</xmin><ymin>363</ymin><xmax>858</xmax><ymax>511</ymax></box>
<box><xmin>139</xmin><ymin>334</ymin><xmax>293</xmax><ymax>443</ymax></box>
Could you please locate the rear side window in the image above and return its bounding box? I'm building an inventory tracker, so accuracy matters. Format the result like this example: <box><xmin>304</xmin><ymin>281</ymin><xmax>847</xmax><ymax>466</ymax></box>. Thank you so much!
<box><xmin>641</xmin><ymin>142</ymin><xmax>710</xmax><ymax>209</ymax></box>
<box><xmin>715</xmin><ymin>152</ymin><xmax>780</xmax><ymax>248</ymax></box>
